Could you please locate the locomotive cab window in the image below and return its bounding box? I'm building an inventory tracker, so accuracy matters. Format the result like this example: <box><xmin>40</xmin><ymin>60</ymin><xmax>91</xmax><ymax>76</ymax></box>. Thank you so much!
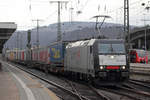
<box><xmin>98</xmin><ymin>43</ymin><xmax>125</xmax><ymax>54</ymax></box>
<box><xmin>137</xmin><ymin>50</ymin><xmax>146</xmax><ymax>57</ymax></box>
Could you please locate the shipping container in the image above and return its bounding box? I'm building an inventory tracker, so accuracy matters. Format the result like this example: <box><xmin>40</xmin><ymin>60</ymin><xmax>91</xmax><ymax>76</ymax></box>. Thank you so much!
<box><xmin>48</xmin><ymin>42</ymin><xmax>66</xmax><ymax>66</ymax></box>
<box><xmin>32</xmin><ymin>48</ymin><xmax>39</xmax><ymax>62</ymax></box>
<box><xmin>39</xmin><ymin>47</ymin><xmax>49</xmax><ymax>64</ymax></box>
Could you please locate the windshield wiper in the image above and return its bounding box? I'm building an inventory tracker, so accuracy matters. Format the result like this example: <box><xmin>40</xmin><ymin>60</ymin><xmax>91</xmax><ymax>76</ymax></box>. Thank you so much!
<box><xmin>110</xmin><ymin>44</ymin><xmax>116</xmax><ymax>53</ymax></box>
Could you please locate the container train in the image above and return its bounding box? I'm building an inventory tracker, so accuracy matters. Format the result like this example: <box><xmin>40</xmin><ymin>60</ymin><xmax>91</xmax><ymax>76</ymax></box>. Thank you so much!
<box><xmin>5</xmin><ymin>39</ymin><xmax>129</xmax><ymax>84</ymax></box>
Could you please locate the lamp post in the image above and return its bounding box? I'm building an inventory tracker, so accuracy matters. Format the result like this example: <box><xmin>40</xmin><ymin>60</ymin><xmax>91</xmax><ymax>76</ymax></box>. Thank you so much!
<box><xmin>141</xmin><ymin>2</ymin><xmax>150</xmax><ymax>64</ymax></box>
<box><xmin>142</xmin><ymin>14</ymin><xmax>147</xmax><ymax>51</ymax></box>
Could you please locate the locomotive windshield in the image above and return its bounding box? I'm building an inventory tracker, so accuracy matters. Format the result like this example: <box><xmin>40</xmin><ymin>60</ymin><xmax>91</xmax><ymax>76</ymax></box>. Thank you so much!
<box><xmin>136</xmin><ymin>50</ymin><xmax>146</xmax><ymax>57</ymax></box>
<box><xmin>98</xmin><ymin>43</ymin><xmax>125</xmax><ymax>54</ymax></box>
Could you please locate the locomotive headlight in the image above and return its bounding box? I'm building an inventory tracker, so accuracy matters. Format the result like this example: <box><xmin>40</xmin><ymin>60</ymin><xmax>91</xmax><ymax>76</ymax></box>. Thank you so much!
<box><xmin>110</xmin><ymin>55</ymin><xmax>114</xmax><ymax>59</ymax></box>
<box><xmin>122</xmin><ymin>66</ymin><xmax>126</xmax><ymax>69</ymax></box>
<box><xmin>100</xmin><ymin>66</ymin><xmax>104</xmax><ymax>70</ymax></box>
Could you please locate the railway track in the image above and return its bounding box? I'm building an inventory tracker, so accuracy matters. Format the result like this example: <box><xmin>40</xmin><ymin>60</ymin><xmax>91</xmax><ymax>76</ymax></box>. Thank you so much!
<box><xmin>130</xmin><ymin>70</ymin><xmax>150</xmax><ymax>76</ymax></box>
<box><xmin>99</xmin><ymin>84</ymin><xmax>150</xmax><ymax>100</ymax></box>
<box><xmin>65</xmin><ymin>80</ymin><xmax>84</xmax><ymax>100</ymax></box>
<box><xmin>130</xmin><ymin>66</ymin><xmax>150</xmax><ymax>76</ymax></box>
<box><xmin>130</xmin><ymin>79</ymin><xmax>150</xmax><ymax>84</ymax></box>
<box><xmin>49</xmin><ymin>73</ymin><xmax>110</xmax><ymax>100</ymax></box>
<box><xmin>64</xmin><ymin>79</ymin><xmax>110</xmax><ymax>100</ymax></box>
<box><xmin>6</xmin><ymin>61</ymin><xmax>150</xmax><ymax>100</ymax></box>
<box><xmin>118</xmin><ymin>85</ymin><xmax>150</xmax><ymax>97</ymax></box>
<box><xmin>6</xmin><ymin>61</ymin><xmax>110</xmax><ymax>100</ymax></box>
<box><xmin>99</xmin><ymin>86</ymin><xmax>140</xmax><ymax>100</ymax></box>
<box><xmin>129</xmin><ymin>80</ymin><xmax>150</xmax><ymax>89</ymax></box>
<box><xmin>46</xmin><ymin>71</ymin><xmax>150</xmax><ymax>100</ymax></box>
<box><xmin>89</xmin><ymin>85</ymin><xmax>110</xmax><ymax>100</ymax></box>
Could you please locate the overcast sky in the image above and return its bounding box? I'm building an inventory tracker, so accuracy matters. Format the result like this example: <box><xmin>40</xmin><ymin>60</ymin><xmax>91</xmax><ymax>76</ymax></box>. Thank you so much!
<box><xmin>0</xmin><ymin>0</ymin><xmax>149</xmax><ymax>30</ymax></box>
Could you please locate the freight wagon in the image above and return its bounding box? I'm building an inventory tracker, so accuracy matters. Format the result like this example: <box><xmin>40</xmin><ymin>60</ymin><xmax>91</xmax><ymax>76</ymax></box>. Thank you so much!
<box><xmin>47</xmin><ymin>42</ymin><xmax>67</xmax><ymax>73</ymax></box>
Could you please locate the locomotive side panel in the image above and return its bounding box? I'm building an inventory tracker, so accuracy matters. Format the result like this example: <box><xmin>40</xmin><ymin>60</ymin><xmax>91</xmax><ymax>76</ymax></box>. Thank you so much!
<box><xmin>64</xmin><ymin>40</ymin><xmax>95</xmax><ymax>77</ymax></box>
<box><xmin>65</xmin><ymin>46</ymin><xmax>89</xmax><ymax>74</ymax></box>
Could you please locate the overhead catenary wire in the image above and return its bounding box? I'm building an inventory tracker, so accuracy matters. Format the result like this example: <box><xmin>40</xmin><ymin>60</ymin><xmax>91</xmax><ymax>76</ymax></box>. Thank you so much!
<box><xmin>28</xmin><ymin>0</ymin><xmax>70</xmax><ymax>26</ymax></box>
<box><xmin>104</xmin><ymin>0</ymin><xmax>147</xmax><ymax>26</ymax></box>
<box><xmin>41</xmin><ymin>10</ymin><xmax>58</xmax><ymax>25</ymax></box>
<box><xmin>27</xmin><ymin>0</ymin><xmax>147</xmax><ymax>29</ymax></box>
<box><xmin>77</xmin><ymin>0</ymin><xmax>90</xmax><ymax>14</ymax></box>
<box><xmin>107</xmin><ymin>0</ymin><xmax>145</xmax><ymax>14</ymax></box>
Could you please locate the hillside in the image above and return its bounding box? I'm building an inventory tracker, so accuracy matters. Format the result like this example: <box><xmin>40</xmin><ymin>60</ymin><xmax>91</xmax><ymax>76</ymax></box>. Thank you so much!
<box><xmin>5</xmin><ymin>21</ymin><xmax>128</xmax><ymax>49</ymax></box>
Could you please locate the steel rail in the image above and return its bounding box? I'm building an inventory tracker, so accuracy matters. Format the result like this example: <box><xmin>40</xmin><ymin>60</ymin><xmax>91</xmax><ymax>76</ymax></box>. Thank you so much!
<box><xmin>130</xmin><ymin>79</ymin><xmax>150</xmax><ymax>84</ymax></box>
<box><xmin>88</xmin><ymin>85</ymin><xmax>110</xmax><ymax>100</ymax></box>
<box><xmin>66</xmin><ymin>80</ymin><xmax>84</xmax><ymax>100</ymax></box>
<box><xmin>130</xmin><ymin>70</ymin><xmax>150</xmax><ymax>75</ymax></box>
<box><xmin>99</xmin><ymin>87</ymin><xmax>141</xmax><ymax>100</ymax></box>
<box><xmin>116</xmin><ymin>85</ymin><xmax>150</xmax><ymax>97</ymax></box>
<box><xmin>7</xmin><ymin>61</ymin><xmax>112</xmax><ymax>100</ymax></box>
<box><xmin>129</xmin><ymin>80</ymin><xmax>150</xmax><ymax>89</ymax></box>
<box><xmin>8</xmin><ymin>62</ymin><xmax>92</xmax><ymax>100</ymax></box>
<box><xmin>60</xmin><ymin>77</ymin><xmax>110</xmax><ymax>100</ymax></box>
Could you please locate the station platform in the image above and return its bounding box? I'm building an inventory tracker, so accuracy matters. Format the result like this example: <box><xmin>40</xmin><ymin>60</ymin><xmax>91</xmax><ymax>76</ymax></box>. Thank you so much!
<box><xmin>130</xmin><ymin>63</ymin><xmax>150</xmax><ymax>75</ymax></box>
<box><xmin>130</xmin><ymin>63</ymin><xmax>150</xmax><ymax>67</ymax></box>
<box><xmin>0</xmin><ymin>61</ymin><xmax>60</xmax><ymax>100</ymax></box>
<box><xmin>130</xmin><ymin>63</ymin><xmax>150</xmax><ymax>82</ymax></box>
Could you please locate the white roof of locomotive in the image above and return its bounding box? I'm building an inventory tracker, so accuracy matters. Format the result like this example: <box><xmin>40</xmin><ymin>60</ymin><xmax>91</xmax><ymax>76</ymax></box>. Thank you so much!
<box><xmin>66</xmin><ymin>39</ymin><xmax>96</xmax><ymax>48</ymax></box>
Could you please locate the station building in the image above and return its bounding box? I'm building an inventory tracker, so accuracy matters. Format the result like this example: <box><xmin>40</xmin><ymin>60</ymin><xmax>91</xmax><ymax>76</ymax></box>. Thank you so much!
<box><xmin>130</xmin><ymin>26</ymin><xmax>150</xmax><ymax>60</ymax></box>
<box><xmin>0</xmin><ymin>22</ymin><xmax>17</xmax><ymax>53</ymax></box>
